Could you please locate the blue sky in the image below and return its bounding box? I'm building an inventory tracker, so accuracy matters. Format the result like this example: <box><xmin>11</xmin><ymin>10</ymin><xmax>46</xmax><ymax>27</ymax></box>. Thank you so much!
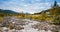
<box><xmin>0</xmin><ymin>0</ymin><xmax>60</xmax><ymax>14</ymax></box>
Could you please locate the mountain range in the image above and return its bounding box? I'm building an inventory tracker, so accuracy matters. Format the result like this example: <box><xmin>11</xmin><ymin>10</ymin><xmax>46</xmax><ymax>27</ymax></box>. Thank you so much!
<box><xmin>0</xmin><ymin>9</ymin><xmax>18</xmax><ymax>16</ymax></box>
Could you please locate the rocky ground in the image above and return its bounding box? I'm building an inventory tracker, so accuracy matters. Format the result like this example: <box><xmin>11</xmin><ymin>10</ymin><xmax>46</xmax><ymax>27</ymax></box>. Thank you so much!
<box><xmin>0</xmin><ymin>16</ymin><xmax>60</xmax><ymax>32</ymax></box>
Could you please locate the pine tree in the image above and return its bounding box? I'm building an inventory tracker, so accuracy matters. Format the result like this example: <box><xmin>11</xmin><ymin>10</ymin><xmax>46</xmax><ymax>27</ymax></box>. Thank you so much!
<box><xmin>52</xmin><ymin>0</ymin><xmax>59</xmax><ymax>8</ymax></box>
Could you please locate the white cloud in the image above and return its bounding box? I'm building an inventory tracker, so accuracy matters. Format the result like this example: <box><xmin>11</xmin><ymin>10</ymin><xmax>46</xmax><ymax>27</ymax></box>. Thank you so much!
<box><xmin>0</xmin><ymin>0</ymin><xmax>53</xmax><ymax>14</ymax></box>
<box><xmin>58</xmin><ymin>3</ymin><xmax>60</xmax><ymax>6</ymax></box>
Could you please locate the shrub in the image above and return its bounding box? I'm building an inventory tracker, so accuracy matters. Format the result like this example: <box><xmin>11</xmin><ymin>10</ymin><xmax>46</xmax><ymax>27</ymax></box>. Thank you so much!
<box><xmin>9</xmin><ymin>23</ymin><xmax>14</xmax><ymax>29</ymax></box>
<box><xmin>52</xmin><ymin>16</ymin><xmax>60</xmax><ymax>25</ymax></box>
<box><xmin>0</xmin><ymin>17</ymin><xmax>3</xmax><ymax>23</ymax></box>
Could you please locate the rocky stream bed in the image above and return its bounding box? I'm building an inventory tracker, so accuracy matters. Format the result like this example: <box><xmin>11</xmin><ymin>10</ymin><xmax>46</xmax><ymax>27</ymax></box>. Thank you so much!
<box><xmin>0</xmin><ymin>17</ymin><xmax>60</xmax><ymax>32</ymax></box>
